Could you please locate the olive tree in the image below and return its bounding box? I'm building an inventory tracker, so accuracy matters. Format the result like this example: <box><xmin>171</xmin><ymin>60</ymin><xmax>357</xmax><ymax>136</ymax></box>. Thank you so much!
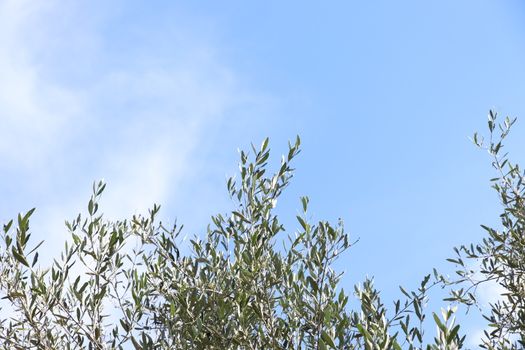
<box><xmin>446</xmin><ymin>111</ymin><xmax>525</xmax><ymax>349</ymax></box>
<box><xmin>0</xmin><ymin>132</ymin><xmax>484</xmax><ymax>349</ymax></box>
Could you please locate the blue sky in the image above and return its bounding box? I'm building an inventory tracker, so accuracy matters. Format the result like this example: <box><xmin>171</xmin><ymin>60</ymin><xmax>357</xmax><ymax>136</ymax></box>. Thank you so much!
<box><xmin>1</xmin><ymin>0</ymin><xmax>525</xmax><ymax>345</ymax></box>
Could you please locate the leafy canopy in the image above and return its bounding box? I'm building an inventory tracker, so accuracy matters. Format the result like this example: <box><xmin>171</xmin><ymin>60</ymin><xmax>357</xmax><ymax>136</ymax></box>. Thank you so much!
<box><xmin>0</xmin><ymin>112</ymin><xmax>524</xmax><ymax>349</ymax></box>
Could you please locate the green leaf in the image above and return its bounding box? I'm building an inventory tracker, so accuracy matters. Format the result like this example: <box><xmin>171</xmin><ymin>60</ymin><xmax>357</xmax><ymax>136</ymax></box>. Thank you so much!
<box><xmin>399</xmin><ymin>286</ymin><xmax>410</xmax><ymax>297</ymax></box>
<box><xmin>31</xmin><ymin>251</ymin><xmax>39</xmax><ymax>267</ymax></box>
<box><xmin>11</xmin><ymin>246</ymin><xmax>29</xmax><ymax>267</ymax></box>
<box><xmin>6</xmin><ymin>292</ymin><xmax>24</xmax><ymax>299</ymax></box>
<box><xmin>96</xmin><ymin>182</ymin><xmax>106</xmax><ymax>195</ymax></box>
<box><xmin>88</xmin><ymin>198</ymin><xmax>95</xmax><ymax>216</ymax></box>
<box><xmin>120</xmin><ymin>319</ymin><xmax>130</xmax><ymax>332</ymax></box>
<box><xmin>297</xmin><ymin>215</ymin><xmax>308</xmax><ymax>231</ymax></box>
<box><xmin>301</xmin><ymin>196</ymin><xmax>309</xmax><ymax>212</ymax></box>
<box><xmin>261</xmin><ymin>137</ymin><xmax>269</xmax><ymax>152</ymax></box>
<box><xmin>78</xmin><ymin>282</ymin><xmax>89</xmax><ymax>295</ymax></box>
<box><xmin>307</xmin><ymin>276</ymin><xmax>318</xmax><ymax>292</ymax></box>
<box><xmin>447</xmin><ymin>324</ymin><xmax>460</xmax><ymax>344</ymax></box>
<box><xmin>432</xmin><ymin>313</ymin><xmax>446</xmax><ymax>332</ymax></box>
<box><xmin>356</xmin><ymin>324</ymin><xmax>372</xmax><ymax>341</ymax></box>
<box><xmin>232</xmin><ymin>211</ymin><xmax>250</xmax><ymax>223</ymax></box>
<box><xmin>3</xmin><ymin>219</ymin><xmax>13</xmax><ymax>233</ymax></box>
<box><xmin>23</xmin><ymin>208</ymin><xmax>36</xmax><ymax>223</ymax></box>
<box><xmin>321</xmin><ymin>330</ymin><xmax>336</xmax><ymax>348</ymax></box>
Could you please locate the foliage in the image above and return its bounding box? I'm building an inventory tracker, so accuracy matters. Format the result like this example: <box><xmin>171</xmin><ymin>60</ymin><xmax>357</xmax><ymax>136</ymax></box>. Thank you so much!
<box><xmin>0</xmin><ymin>112</ymin><xmax>520</xmax><ymax>349</ymax></box>
<box><xmin>446</xmin><ymin>110</ymin><xmax>525</xmax><ymax>349</ymax></box>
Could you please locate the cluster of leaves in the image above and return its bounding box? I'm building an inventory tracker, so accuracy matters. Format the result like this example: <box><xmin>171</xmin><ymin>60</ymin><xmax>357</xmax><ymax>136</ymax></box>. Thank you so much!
<box><xmin>446</xmin><ymin>111</ymin><xmax>525</xmax><ymax>349</ymax></box>
<box><xmin>3</xmin><ymin>124</ymin><xmax>516</xmax><ymax>349</ymax></box>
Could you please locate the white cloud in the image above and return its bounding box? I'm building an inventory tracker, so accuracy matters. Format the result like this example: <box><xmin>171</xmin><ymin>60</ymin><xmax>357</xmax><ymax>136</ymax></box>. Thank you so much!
<box><xmin>0</xmin><ymin>3</ymin><xmax>258</xmax><ymax>335</ymax></box>
<box><xmin>476</xmin><ymin>277</ymin><xmax>506</xmax><ymax>306</ymax></box>
<box><xmin>465</xmin><ymin>270</ymin><xmax>507</xmax><ymax>347</ymax></box>
<box><xmin>467</xmin><ymin>328</ymin><xmax>487</xmax><ymax>347</ymax></box>
<box><xmin>0</xmin><ymin>0</ymin><xmax>84</xmax><ymax>168</ymax></box>
<box><xmin>0</xmin><ymin>1</ymin><xmax>252</xmax><ymax>263</ymax></box>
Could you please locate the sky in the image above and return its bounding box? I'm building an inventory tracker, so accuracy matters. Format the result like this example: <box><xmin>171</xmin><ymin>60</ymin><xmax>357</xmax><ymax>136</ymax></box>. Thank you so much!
<box><xmin>1</xmin><ymin>0</ymin><xmax>525</xmax><ymax>346</ymax></box>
